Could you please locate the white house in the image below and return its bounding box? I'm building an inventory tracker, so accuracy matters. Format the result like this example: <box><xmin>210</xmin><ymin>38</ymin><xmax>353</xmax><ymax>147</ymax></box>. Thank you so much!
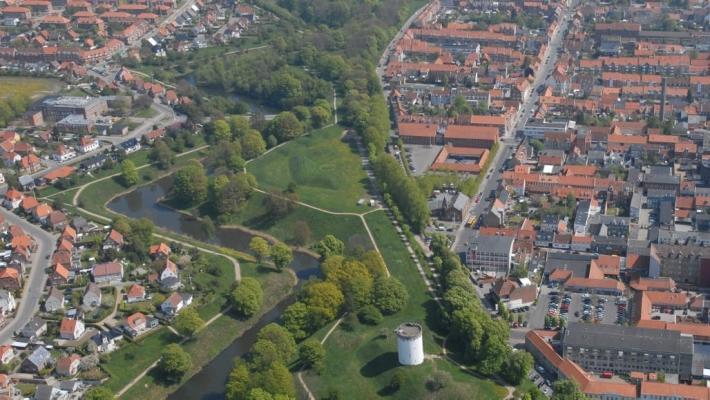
<box><xmin>0</xmin><ymin>290</ymin><xmax>15</xmax><ymax>315</ymax></box>
<box><xmin>161</xmin><ymin>292</ymin><xmax>192</xmax><ymax>316</ymax></box>
<box><xmin>60</xmin><ymin>318</ymin><xmax>85</xmax><ymax>340</ymax></box>
<box><xmin>77</xmin><ymin>136</ymin><xmax>99</xmax><ymax>154</ymax></box>
<box><xmin>53</xmin><ymin>144</ymin><xmax>77</xmax><ymax>162</ymax></box>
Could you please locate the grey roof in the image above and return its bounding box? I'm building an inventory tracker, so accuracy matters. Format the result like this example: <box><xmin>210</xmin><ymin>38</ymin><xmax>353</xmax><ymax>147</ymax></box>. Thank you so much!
<box><xmin>22</xmin><ymin>316</ymin><xmax>46</xmax><ymax>335</ymax></box>
<box><xmin>544</xmin><ymin>252</ymin><xmax>593</xmax><ymax>276</ymax></box>
<box><xmin>18</xmin><ymin>175</ymin><xmax>34</xmax><ymax>186</ymax></box>
<box><xmin>470</xmin><ymin>235</ymin><xmax>514</xmax><ymax>254</ymax></box>
<box><xmin>47</xmin><ymin>286</ymin><xmax>63</xmax><ymax>301</ymax></box>
<box><xmin>27</xmin><ymin>346</ymin><xmax>52</xmax><ymax>368</ymax></box>
<box><xmin>647</xmin><ymin>189</ymin><xmax>676</xmax><ymax>199</ymax></box>
<box><xmin>563</xmin><ymin>322</ymin><xmax>693</xmax><ymax>355</ymax></box>
<box><xmin>659</xmin><ymin>202</ymin><xmax>673</xmax><ymax>225</ymax></box>
<box><xmin>452</xmin><ymin>192</ymin><xmax>470</xmax><ymax>211</ymax></box>
<box><xmin>644</xmin><ymin>173</ymin><xmax>680</xmax><ymax>186</ymax></box>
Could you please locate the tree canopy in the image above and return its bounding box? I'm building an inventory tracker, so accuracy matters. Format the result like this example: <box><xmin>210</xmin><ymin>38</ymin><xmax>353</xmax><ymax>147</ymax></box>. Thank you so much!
<box><xmin>173</xmin><ymin>160</ymin><xmax>209</xmax><ymax>205</ymax></box>
<box><xmin>158</xmin><ymin>344</ymin><xmax>192</xmax><ymax>382</ymax></box>
<box><xmin>231</xmin><ymin>277</ymin><xmax>263</xmax><ymax>318</ymax></box>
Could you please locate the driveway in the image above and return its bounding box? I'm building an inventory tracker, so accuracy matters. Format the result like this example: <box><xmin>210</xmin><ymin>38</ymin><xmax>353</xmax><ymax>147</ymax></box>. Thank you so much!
<box><xmin>0</xmin><ymin>208</ymin><xmax>57</xmax><ymax>344</ymax></box>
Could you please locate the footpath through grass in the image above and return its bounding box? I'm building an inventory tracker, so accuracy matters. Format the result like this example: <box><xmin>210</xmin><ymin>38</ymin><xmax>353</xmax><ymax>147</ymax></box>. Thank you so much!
<box><xmin>303</xmin><ymin>210</ymin><xmax>506</xmax><ymax>399</ymax></box>
<box><xmin>220</xmin><ymin>191</ymin><xmax>371</xmax><ymax>250</ymax></box>
<box><xmin>247</xmin><ymin>125</ymin><xmax>370</xmax><ymax>213</ymax></box>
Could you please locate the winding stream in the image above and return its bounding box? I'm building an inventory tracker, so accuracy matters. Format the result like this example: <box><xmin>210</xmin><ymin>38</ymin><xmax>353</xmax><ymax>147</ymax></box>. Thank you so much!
<box><xmin>107</xmin><ymin>177</ymin><xmax>320</xmax><ymax>399</ymax></box>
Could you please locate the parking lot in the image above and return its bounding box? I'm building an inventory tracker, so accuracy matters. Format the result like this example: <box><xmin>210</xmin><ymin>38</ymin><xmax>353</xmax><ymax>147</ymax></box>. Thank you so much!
<box><xmin>529</xmin><ymin>286</ymin><xmax>628</xmax><ymax>329</ymax></box>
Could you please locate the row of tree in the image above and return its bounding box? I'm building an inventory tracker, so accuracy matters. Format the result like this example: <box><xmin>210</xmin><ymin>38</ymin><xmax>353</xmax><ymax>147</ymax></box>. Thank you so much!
<box><xmin>372</xmin><ymin>154</ymin><xmax>430</xmax><ymax>233</ymax></box>
<box><xmin>430</xmin><ymin>236</ymin><xmax>532</xmax><ymax>386</ymax></box>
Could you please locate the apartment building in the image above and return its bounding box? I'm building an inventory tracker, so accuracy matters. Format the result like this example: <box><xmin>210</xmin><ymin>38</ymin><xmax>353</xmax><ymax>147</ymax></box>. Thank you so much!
<box><xmin>466</xmin><ymin>234</ymin><xmax>515</xmax><ymax>274</ymax></box>
<box><xmin>562</xmin><ymin>323</ymin><xmax>694</xmax><ymax>381</ymax></box>
<box><xmin>649</xmin><ymin>243</ymin><xmax>710</xmax><ymax>287</ymax></box>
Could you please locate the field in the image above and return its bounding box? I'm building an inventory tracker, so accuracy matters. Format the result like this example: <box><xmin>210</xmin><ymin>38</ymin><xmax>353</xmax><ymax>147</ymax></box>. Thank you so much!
<box><xmin>221</xmin><ymin>191</ymin><xmax>372</xmax><ymax>250</ymax></box>
<box><xmin>0</xmin><ymin>77</ymin><xmax>61</xmax><ymax>99</ymax></box>
<box><xmin>302</xmin><ymin>210</ymin><xmax>507</xmax><ymax>399</ymax></box>
<box><xmin>247</xmin><ymin>125</ymin><xmax>370</xmax><ymax>213</ymax></box>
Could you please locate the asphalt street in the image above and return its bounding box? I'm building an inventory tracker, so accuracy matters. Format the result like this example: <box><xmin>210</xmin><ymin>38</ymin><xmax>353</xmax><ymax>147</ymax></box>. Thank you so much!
<box><xmin>0</xmin><ymin>208</ymin><xmax>57</xmax><ymax>344</ymax></box>
<box><xmin>452</xmin><ymin>0</ymin><xmax>575</xmax><ymax>253</ymax></box>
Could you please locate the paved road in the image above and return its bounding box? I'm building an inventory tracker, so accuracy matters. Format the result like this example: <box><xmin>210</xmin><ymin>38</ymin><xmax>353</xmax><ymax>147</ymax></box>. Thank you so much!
<box><xmin>452</xmin><ymin>0</ymin><xmax>576</xmax><ymax>253</ymax></box>
<box><xmin>0</xmin><ymin>209</ymin><xmax>56</xmax><ymax>344</ymax></box>
<box><xmin>375</xmin><ymin>2</ymin><xmax>433</xmax><ymax>88</ymax></box>
<box><xmin>30</xmin><ymin>73</ymin><xmax>184</xmax><ymax>180</ymax></box>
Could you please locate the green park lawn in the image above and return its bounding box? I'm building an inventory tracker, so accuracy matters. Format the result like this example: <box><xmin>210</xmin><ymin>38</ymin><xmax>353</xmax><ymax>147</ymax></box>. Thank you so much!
<box><xmin>302</xmin><ymin>210</ymin><xmax>507</xmax><ymax>399</ymax></box>
<box><xmin>221</xmin><ymin>191</ymin><xmax>372</xmax><ymax>250</ymax></box>
<box><xmin>0</xmin><ymin>76</ymin><xmax>61</xmax><ymax>99</ymax></box>
<box><xmin>247</xmin><ymin>125</ymin><xmax>370</xmax><ymax>213</ymax></box>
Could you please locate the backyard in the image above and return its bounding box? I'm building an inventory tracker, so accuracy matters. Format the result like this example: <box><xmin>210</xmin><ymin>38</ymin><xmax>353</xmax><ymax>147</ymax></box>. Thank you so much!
<box><xmin>247</xmin><ymin>125</ymin><xmax>371</xmax><ymax>213</ymax></box>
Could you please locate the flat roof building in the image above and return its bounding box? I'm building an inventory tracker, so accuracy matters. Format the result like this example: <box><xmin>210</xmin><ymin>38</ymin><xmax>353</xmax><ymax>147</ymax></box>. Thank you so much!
<box><xmin>466</xmin><ymin>234</ymin><xmax>515</xmax><ymax>275</ymax></box>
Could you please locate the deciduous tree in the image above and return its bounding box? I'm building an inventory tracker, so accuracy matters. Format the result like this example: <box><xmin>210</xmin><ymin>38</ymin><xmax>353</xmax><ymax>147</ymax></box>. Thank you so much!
<box><xmin>174</xmin><ymin>306</ymin><xmax>205</xmax><ymax>337</ymax></box>
<box><xmin>249</xmin><ymin>237</ymin><xmax>271</xmax><ymax>263</ymax></box>
<box><xmin>120</xmin><ymin>160</ymin><xmax>139</xmax><ymax>186</ymax></box>
<box><xmin>231</xmin><ymin>277</ymin><xmax>263</xmax><ymax>318</ymax></box>
<box><xmin>158</xmin><ymin>344</ymin><xmax>192</xmax><ymax>382</ymax></box>
<box><xmin>270</xmin><ymin>242</ymin><xmax>293</xmax><ymax>270</ymax></box>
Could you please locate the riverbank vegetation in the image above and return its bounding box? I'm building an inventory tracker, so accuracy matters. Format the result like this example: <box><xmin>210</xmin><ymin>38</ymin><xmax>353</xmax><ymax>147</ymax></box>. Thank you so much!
<box><xmin>107</xmin><ymin>262</ymin><xmax>294</xmax><ymax>400</ymax></box>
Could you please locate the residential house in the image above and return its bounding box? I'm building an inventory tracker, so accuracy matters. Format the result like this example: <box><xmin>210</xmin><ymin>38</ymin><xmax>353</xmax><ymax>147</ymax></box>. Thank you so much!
<box><xmin>44</xmin><ymin>286</ymin><xmax>64</xmax><ymax>313</ymax></box>
<box><xmin>0</xmin><ymin>290</ymin><xmax>15</xmax><ymax>315</ymax></box>
<box><xmin>159</xmin><ymin>259</ymin><xmax>180</xmax><ymax>291</ymax></box>
<box><xmin>149</xmin><ymin>243</ymin><xmax>171</xmax><ymax>259</ymax></box>
<box><xmin>160</xmin><ymin>292</ymin><xmax>192</xmax><ymax>316</ymax></box>
<box><xmin>50</xmin><ymin>263</ymin><xmax>70</xmax><ymax>286</ymax></box>
<box><xmin>124</xmin><ymin>312</ymin><xmax>149</xmax><ymax>336</ymax></box>
<box><xmin>90</xmin><ymin>330</ymin><xmax>122</xmax><ymax>353</ymax></box>
<box><xmin>102</xmin><ymin>229</ymin><xmax>124</xmax><ymax>250</ymax></box>
<box><xmin>20</xmin><ymin>196</ymin><xmax>39</xmax><ymax>214</ymax></box>
<box><xmin>48</xmin><ymin>210</ymin><xmax>67</xmax><ymax>230</ymax></box>
<box><xmin>20</xmin><ymin>317</ymin><xmax>47</xmax><ymax>339</ymax></box>
<box><xmin>427</xmin><ymin>192</ymin><xmax>471</xmax><ymax>222</ymax></box>
<box><xmin>60</xmin><ymin>226</ymin><xmax>76</xmax><ymax>243</ymax></box>
<box><xmin>82</xmin><ymin>283</ymin><xmax>101</xmax><ymax>308</ymax></box>
<box><xmin>3</xmin><ymin>188</ymin><xmax>23</xmax><ymax>209</ymax></box>
<box><xmin>34</xmin><ymin>384</ymin><xmax>69</xmax><ymax>400</ymax></box>
<box><xmin>91</xmin><ymin>262</ymin><xmax>123</xmax><ymax>284</ymax></box>
<box><xmin>53</xmin><ymin>144</ymin><xmax>76</xmax><ymax>162</ymax></box>
<box><xmin>120</xmin><ymin>138</ymin><xmax>141</xmax><ymax>154</ymax></box>
<box><xmin>34</xmin><ymin>385</ymin><xmax>68</xmax><ymax>400</ymax></box>
<box><xmin>126</xmin><ymin>283</ymin><xmax>146</xmax><ymax>303</ymax></box>
<box><xmin>0</xmin><ymin>268</ymin><xmax>21</xmax><ymax>290</ymax></box>
<box><xmin>32</xmin><ymin>203</ymin><xmax>53</xmax><ymax>225</ymax></box>
<box><xmin>21</xmin><ymin>347</ymin><xmax>53</xmax><ymax>373</ymax></box>
<box><xmin>0</xmin><ymin>346</ymin><xmax>14</xmax><ymax>365</ymax></box>
<box><xmin>55</xmin><ymin>354</ymin><xmax>80</xmax><ymax>376</ymax></box>
<box><xmin>76</xmin><ymin>135</ymin><xmax>98</xmax><ymax>153</ymax></box>
<box><xmin>59</xmin><ymin>318</ymin><xmax>85</xmax><ymax>340</ymax></box>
